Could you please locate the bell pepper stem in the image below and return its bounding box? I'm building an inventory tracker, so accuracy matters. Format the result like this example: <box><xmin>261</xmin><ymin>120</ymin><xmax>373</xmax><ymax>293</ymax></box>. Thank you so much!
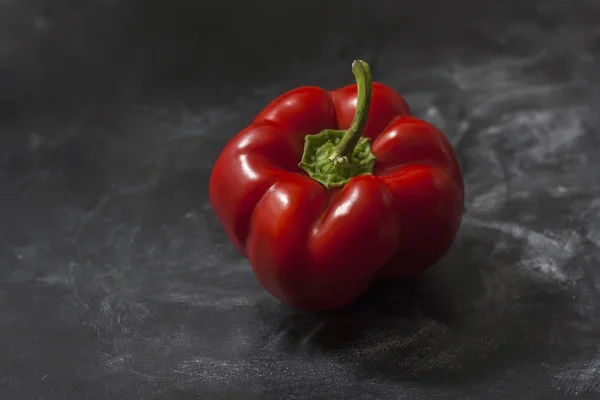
<box><xmin>298</xmin><ymin>60</ymin><xmax>377</xmax><ymax>189</ymax></box>
<box><xmin>329</xmin><ymin>60</ymin><xmax>373</xmax><ymax>165</ymax></box>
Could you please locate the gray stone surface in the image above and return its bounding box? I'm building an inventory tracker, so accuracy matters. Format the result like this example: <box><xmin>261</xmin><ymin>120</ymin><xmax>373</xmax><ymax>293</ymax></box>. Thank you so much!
<box><xmin>1</xmin><ymin>0</ymin><xmax>600</xmax><ymax>398</ymax></box>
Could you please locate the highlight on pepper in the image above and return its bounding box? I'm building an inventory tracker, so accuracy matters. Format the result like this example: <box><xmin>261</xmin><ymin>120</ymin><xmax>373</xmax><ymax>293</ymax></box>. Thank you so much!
<box><xmin>209</xmin><ymin>59</ymin><xmax>465</xmax><ymax>311</ymax></box>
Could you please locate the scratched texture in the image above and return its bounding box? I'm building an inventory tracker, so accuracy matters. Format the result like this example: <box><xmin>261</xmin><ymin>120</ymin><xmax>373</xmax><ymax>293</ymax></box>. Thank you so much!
<box><xmin>1</xmin><ymin>0</ymin><xmax>600</xmax><ymax>399</ymax></box>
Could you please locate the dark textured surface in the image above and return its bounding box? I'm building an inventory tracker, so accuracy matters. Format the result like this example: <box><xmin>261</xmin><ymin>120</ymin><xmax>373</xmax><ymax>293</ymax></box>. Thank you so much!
<box><xmin>2</xmin><ymin>0</ymin><xmax>600</xmax><ymax>399</ymax></box>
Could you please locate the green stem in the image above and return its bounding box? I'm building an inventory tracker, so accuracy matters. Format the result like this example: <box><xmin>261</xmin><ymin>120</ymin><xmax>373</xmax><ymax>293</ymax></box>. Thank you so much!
<box><xmin>329</xmin><ymin>60</ymin><xmax>373</xmax><ymax>165</ymax></box>
<box><xmin>297</xmin><ymin>60</ymin><xmax>377</xmax><ymax>189</ymax></box>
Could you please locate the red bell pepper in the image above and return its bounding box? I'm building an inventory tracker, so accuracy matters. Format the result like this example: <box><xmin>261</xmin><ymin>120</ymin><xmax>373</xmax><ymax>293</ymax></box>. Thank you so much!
<box><xmin>209</xmin><ymin>60</ymin><xmax>464</xmax><ymax>310</ymax></box>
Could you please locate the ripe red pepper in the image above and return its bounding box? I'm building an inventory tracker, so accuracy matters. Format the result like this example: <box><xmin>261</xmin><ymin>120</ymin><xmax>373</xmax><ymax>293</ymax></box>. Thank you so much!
<box><xmin>209</xmin><ymin>60</ymin><xmax>464</xmax><ymax>310</ymax></box>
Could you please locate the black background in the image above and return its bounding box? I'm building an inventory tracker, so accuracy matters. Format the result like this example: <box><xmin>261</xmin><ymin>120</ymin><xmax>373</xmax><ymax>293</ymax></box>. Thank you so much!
<box><xmin>2</xmin><ymin>0</ymin><xmax>600</xmax><ymax>399</ymax></box>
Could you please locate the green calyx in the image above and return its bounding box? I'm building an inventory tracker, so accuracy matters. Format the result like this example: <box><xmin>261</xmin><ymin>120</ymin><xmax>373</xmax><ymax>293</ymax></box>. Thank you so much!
<box><xmin>298</xmin><ymin>60</ymin><xmax>377</xmax><ymax>189</ymax></box>
<box><xmin>298</xmin><ymin>129</ymin><xmax>376</xmax><ymax>188</ymax></box>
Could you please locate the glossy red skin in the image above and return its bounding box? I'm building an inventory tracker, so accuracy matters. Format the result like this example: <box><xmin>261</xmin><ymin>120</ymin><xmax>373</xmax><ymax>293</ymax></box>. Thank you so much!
<box><xmin>209</xmin><ymin>82</ymin><xmax>464</xmax><ymax>310</ymax></box>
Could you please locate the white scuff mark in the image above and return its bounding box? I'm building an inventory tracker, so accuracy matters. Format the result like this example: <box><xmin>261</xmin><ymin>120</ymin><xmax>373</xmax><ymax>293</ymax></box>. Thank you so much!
<box><xmin>554</xmin><ymin>349</ymin><xmax>600</xmax><ymax>396</ymax></box>
<box><xmin>465</xmin><ymin>218</ymin><xmax>578</xmax><ymax>256</ymax></box>
<box><xmin>156</xmin><ymin>291</ymin><xmax>265</xmax><ymax>310</ymax></box>
<box><xmin>464</xmin><ymin>217</ymin><xmax>580</xmax><ymax>282</ymax></box>
<box><xmin>14</xmin><ymin>245</ymin><xmax>38</xmax><ymax>261</ymax></box>
<box><xmin>481</xmin><ymin>108</ymin><xmax>585</xmax><ymax>163</ymax></box>
<box><xmin>469</xmin><ymin>183</ymin><xmax>508</xmax><ymax>213</ymax></box>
